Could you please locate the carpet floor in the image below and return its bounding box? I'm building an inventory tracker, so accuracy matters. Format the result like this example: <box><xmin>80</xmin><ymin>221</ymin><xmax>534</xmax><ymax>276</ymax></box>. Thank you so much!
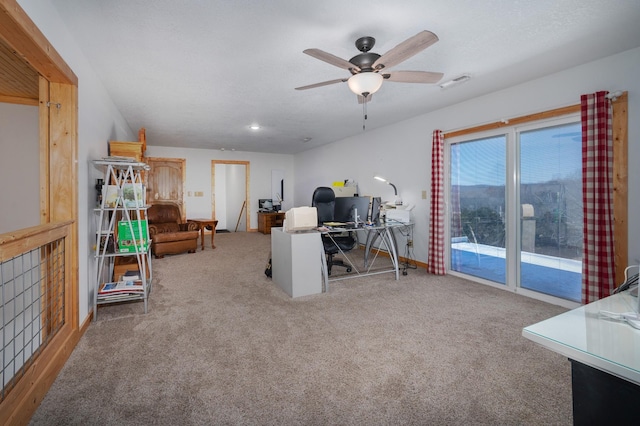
<box><xmin>30</xmin><ymin>232</ymin><xmax>572</xmax><ymax>425</ymax></box>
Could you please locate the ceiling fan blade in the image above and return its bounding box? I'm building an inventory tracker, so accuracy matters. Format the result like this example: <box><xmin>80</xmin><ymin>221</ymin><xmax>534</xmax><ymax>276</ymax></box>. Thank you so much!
<box><xmin>303</xmin><ymin>48</ymin><xmax>360</xmax><ymax>71</ymax></box>
<box><xmin>383</xmin><ymin>70</ymin><xmax>444</xmax><ymax>84</ymax></box>
<box><xmin>372</xmin><ymin>30</ymin><xmax>439</xmax><ymax>70</ymax></box>
<box><xmin>357</xmin><ymin>94</ymin><xmax>373</xmax><ymax>104</ymax></box>
<box><xmin>295</xmin><ymin>78</ymin><xmax>347</xmax><ymax>90</ymax></box>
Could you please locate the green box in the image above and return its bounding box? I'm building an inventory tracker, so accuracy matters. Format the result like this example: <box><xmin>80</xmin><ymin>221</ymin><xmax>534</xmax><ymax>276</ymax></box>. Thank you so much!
<box><xmin>117</xmin><ymin>220</ymin><xmax>149</xmax><ymax>253</ymax></box>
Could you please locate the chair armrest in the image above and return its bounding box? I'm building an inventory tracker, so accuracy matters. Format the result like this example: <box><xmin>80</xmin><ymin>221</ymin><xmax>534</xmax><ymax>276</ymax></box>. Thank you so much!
<box><xmin>149</xmin><ymin>223</ymin><xmax>180</xmax><ymax>235</ymax></box>
<box><xmin>148</xmin><ymin>224</ymin><xmax>159</xmax><ymax>238</ymax></box>
<box><xmin>180</xmin><ymin>222</ymin><xmax>199</xmax><ymax>232</ymax></box>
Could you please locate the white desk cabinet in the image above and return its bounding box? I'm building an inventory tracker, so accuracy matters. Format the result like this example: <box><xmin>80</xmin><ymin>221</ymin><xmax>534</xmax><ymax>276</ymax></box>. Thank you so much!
<box><xmin>271</xmin><ymin>227</ymin><xmax>324</xmax><ymax>298</ymax></box>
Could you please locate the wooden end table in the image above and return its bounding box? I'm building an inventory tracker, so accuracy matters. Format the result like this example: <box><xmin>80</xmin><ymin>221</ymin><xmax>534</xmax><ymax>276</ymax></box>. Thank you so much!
<box><xmin>187</xmin><ymin>219</ymin><xmax>219</xmax><ymax>250</ymax></box>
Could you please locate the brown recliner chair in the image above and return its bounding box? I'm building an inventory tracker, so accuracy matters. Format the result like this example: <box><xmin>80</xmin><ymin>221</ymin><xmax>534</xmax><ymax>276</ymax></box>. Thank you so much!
<box><xmin>147</xmin><ymin>203</ymin><xmax>199</xmax><ymax>258</ymax></box>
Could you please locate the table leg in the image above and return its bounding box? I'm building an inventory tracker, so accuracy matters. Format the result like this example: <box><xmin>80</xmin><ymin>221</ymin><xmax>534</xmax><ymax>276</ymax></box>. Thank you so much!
<box><xmin>210</xmin><ymin>222</ymin><xmax>216</xmax><ymax>249</ymax></box>
<box><xmin>200</xmin><ymin>226</ymin><xmax>205</xmax><ymax>251</ymax></box>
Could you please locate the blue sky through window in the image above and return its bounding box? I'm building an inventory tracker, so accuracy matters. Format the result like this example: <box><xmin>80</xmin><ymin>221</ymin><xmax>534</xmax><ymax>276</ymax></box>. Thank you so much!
<box><xmin>451</xmin><ymin>123</ymin><xmax>581</xmax><ymax>186</ymax></box>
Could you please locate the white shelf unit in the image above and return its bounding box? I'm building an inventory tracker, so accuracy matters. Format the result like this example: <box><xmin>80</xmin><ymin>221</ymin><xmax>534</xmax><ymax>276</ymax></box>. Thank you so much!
<box><xmin>92</xmin><ymin>160</ymin><xmax>152</xmax><ymax>320</ymax></box>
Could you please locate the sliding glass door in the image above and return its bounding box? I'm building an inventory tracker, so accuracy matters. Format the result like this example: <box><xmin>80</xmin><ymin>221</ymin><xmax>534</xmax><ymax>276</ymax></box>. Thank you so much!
<box><xmin>450</xmin><ymin>136</ymin><xmax>507</xmax><ymax>284</ymax></box>
<box><xmin>447</xmin><ymin>117</ymin><xmax>582</xmax><ymax>303</ymax></box>
<box><xmin>519</xmin><ymin>123</ymin><xmax>582</xmax><ymax>301</ymax></box>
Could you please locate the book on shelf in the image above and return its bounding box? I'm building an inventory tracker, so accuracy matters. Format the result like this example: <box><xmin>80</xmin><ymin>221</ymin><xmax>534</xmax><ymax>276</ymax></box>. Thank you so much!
<box><xmin>97</xmin><ymin>233</ymin><xmax>115</xmax><ymax>253</ymax></box>
<box><xmin>102</xmin><ymin>183</ymin><xmax>145</xmax><ymax>208</ymax></box>
<box><xmin>103</xmin><ymin>185</ymin><xmax>119</xmax><ymax>208</ymax></box>
<box><xmin>122</xmin><ymin>183</ymin><xmax>145</xmax><ymax>207</ymax></box>
<box><xmin>121</xmin><ymin>269</ymin><xmax>141</xmax><ymax>281</ymax></box>
<box><xmin>98</xmin><ymin>280</ymin><xmax>144</xmax><ymax>295</ymax></box>
<box><xmin>98</xmin><ymin>292</ymin><xmax>144</xmax><ymax>301</ymax></box>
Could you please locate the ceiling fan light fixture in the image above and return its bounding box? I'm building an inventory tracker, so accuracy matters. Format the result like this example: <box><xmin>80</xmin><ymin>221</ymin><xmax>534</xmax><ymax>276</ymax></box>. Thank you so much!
<box><xmin>347</xmin><ymin>72</ymin><xmax>383</xmax><ymax>96</ymax></box>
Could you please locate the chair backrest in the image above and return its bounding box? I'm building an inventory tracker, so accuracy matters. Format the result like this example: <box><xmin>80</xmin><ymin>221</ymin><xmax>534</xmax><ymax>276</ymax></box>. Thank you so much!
<box><xmin>311</xmin><ymin>187</ymin><xmax>335</xmax><ymax>224</ymax></box>
<box><xmin>147</xmin><ymin>202</ymin><xmax>182</xmax><ymax>224</ymax></box>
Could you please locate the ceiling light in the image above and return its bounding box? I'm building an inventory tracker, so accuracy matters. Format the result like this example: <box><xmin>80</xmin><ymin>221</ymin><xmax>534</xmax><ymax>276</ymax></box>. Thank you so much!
<box><xmin>347</xmin><ymin>72</ymin><xmax>384</xmax><ymax>96</ymax></box>
<box><xmin>303</xmin><ymin>137</ymin><xmax>312</xmax><ymax>143</ymax></box>
<box><xmin>439</xmin><ymin>74</ymin><xmax>471</xmax><ymax>89</ymax></box>
<box><xmin>249</xmin><ymin>124</ymin><xmax>261</xmax><ymax>130</ymax></box>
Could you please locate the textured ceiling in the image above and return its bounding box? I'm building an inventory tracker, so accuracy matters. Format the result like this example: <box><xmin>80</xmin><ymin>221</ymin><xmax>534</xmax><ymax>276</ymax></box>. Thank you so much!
<box><xmin>49</xmin><ymin>0</ymin><xmax>640</xmax><ymax>154</ymax></box>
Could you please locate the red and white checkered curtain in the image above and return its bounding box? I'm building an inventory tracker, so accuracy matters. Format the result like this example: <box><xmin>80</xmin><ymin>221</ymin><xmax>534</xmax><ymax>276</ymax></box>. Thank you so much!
<box><xmin>581</xmin><ymin>91</ymin><xmax>615</xmax><ymax>304</ymax></box>
<box><xmin>428</xmin><ymin>130</ymin><xmax>446</xmax><ymax>275</ymax></box>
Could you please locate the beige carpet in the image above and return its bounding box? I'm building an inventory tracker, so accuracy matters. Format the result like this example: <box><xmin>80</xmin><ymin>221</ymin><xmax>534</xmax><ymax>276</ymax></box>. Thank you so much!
<box><xmin>30</xmin><ymin>232</ymin><xmax>572</xmax><ymax>425</ymax></box>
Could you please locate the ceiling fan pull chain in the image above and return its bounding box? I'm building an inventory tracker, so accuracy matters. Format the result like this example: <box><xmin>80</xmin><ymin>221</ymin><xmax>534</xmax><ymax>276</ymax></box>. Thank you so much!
<box><xmin>362</xmin><ymin>100</ymin><xmax>366</xmax><ymax>130</ymax></box>
<box><xmin>362</xmin><ymin>92</ymin><xmax>369</xmax><ymax>130</ymax></box>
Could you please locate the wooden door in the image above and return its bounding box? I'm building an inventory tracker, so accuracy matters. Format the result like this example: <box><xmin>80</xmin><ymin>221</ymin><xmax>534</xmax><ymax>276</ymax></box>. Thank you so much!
<box><xmin>147</xmin><ymin>157</ymin><xmax>186</xmax><ymax>219</ymax></box>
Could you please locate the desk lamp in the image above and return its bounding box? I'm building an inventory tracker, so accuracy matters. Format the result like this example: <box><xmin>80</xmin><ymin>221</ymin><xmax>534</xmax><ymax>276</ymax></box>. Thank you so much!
<box><xmin>374</xmin><ymin>176</ymin><xmax>402</xmax><ymax>205</ymax></box>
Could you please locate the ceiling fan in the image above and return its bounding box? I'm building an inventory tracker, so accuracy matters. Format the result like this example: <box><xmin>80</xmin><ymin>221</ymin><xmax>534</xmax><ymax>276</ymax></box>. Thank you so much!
<box><xmin>295</xmin><ymin>30</ymin><xmax>443</xmax><ymax>103</ymax></box>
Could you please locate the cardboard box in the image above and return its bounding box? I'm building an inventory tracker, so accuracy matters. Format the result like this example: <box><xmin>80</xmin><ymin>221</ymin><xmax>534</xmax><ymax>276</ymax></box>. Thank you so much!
<box><xmin>117</xmin><ymin>220</ymin><xmax>149</xmax><ymax>252</ymax></box>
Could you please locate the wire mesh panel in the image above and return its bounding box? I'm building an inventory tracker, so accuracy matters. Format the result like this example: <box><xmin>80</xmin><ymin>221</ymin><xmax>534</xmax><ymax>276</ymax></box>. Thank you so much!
<box><xmin>1</xmin><ymin>238</ymin><xmax>65</xmax><ymax>402</ymax></box>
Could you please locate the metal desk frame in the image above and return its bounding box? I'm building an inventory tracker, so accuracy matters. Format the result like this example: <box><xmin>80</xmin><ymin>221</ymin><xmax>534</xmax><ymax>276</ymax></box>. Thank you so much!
<box><xmin>320</xmin><ymin>222</ymin><xmax>412</xmax><ymax>291</ymax></box>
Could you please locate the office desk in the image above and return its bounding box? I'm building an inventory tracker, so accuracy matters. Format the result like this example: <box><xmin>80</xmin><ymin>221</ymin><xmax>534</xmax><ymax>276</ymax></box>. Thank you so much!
<box><xmin>523</xmin><ymin>291</ymin><xmax>640</xmax><ymax>424</ymax></box>
<box><xmin>270</xmin><ymin>223</ymin><xmax>405</xmax><ymax>297</ymax></box>
<box><xmin>320</xmin><ymin>222</ymin><xmax>408</xmax><ymax>290</ymax></box>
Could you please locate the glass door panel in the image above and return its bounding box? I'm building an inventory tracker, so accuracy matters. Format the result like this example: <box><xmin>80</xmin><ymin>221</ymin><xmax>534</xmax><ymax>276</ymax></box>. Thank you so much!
<box><xmin>519</xmin><ymin>123</ymin><xmax>582</xmax><ymax>302</ymax></box>
<box><xmin>450</xmin><ymin>136</ymin><xmax>507</xmax><ymax>284</ymax></box>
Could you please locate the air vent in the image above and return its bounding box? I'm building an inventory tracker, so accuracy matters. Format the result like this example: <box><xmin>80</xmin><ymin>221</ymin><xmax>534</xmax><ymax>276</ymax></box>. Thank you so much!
<box><xmin>439</xmin><ymin>74</ymin><xmax>471</xmax><ymax>89</ymax></box>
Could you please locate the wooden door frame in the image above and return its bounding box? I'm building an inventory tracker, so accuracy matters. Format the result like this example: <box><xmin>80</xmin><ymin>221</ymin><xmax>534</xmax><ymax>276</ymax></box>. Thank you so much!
<box><xmin>146</xmin><ymin>157</ymin><xmax>187</xmax><ymax>220</ymax></box>
<box><xmin>211</xmin><ymin>160</ymin><xmax>250</xmax><ymax>231</ymax></box>
<box><xmin>0</xmin><ymin>1</ymin><xmax>80</xmax><ymax>424</ymax></box>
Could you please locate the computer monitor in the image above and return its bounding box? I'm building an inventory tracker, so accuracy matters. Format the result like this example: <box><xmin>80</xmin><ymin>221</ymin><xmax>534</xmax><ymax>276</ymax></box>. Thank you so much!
<box><xmin>259</xmin><ymin>199</ymin><xmax>273</xmax><ymax>211</ymax></box>
<box><xmin>370</xmin><ymin>197</ymin><xmax>381</xmax><ymax>224</ymax></box>
<box><xmin>334</xmin><ymin>196</ymin><xmax>371</xmax><ymax>224</ymax></box>
<box><xmin>284</xmin><ymin>206</ymin><xmax>318</xmax><ymax>232</ymax></box>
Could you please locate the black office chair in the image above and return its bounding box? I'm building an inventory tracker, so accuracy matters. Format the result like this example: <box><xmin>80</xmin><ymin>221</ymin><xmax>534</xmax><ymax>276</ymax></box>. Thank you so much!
<box><xmin>312</xmin><ymin>187</ymin><xmax>357</xmax><ymax>275</ymax></box>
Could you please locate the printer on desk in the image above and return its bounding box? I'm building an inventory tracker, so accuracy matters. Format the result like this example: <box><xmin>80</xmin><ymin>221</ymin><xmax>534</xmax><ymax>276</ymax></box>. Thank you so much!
<box><xmin>385</xmin><ymin>209</ymin><xmax>411</xmax><ymax>223</ymax></box>
<box><xmin>384</xmin><ymin>204</ymin><xmax>413</xmax><ymax>223</ymax></box>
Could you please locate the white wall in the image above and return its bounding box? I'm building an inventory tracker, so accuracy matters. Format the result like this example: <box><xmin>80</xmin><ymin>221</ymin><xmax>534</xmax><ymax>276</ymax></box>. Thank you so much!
<box><xmin>294</xmin><ymin>47</ymin><xmax>640</xmax><ymax>267</ymax></box>
<box><xmin>19</xmin><ymin>0</ymin><xmax>136</xmax><ymax>323</ymax></box>
<box><xmin>226</xmin><ymin>164</ymin><xmax>247</xmax><ymax>232</ymax></box>
<box><xmin>0</xmin><ymin>103</ymin><xmax>39</xmax><ymax>233</ymax></box>
<box><xmin>145</xmin><ymin>146</ymin><xmax>294</xmax><ymax>230</ymax></box>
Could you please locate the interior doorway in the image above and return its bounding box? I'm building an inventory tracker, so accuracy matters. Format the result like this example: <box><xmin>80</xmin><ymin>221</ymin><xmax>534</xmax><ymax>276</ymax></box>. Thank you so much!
<box><xmin>211</xmin><ymin>160</ymin><xmax>250</xmax><ymax>232</ymax></box>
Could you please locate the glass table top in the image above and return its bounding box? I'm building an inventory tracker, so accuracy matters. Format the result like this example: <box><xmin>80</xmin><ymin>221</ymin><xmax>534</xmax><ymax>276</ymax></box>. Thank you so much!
<box><xmin>523</xmin><ymin>290</ymin><xmax>640</xmax><ymax>385</ymax></box>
